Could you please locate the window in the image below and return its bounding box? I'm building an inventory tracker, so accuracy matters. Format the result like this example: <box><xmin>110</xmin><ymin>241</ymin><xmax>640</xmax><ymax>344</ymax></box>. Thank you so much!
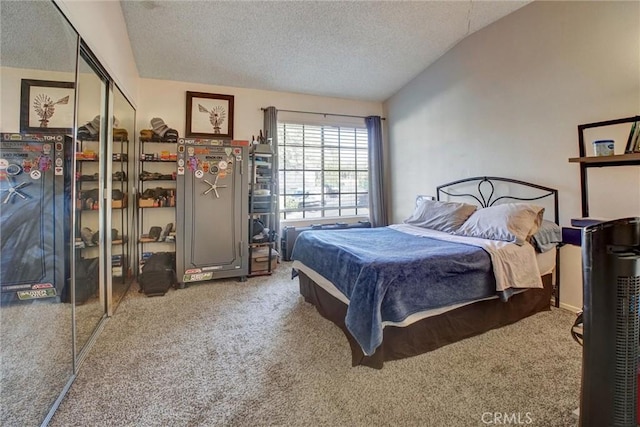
<box><xmin>278</xmin><ymin>122</ymin><xmax>369</xmax><ymax>220</ymax></box>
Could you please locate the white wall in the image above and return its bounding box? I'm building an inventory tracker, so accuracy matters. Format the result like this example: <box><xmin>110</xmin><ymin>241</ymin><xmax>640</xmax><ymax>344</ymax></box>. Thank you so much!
<box><xmin>136</xmin><ymin>77</ymin><xmax>383</xmax><ymax>232</ymax></box>
<box><xmin>1</xmin><ymin>67</ymin><xmax>134</xmax><ymax>129</ymax></box>
<box><xmin>0</xmin><ymin>67</ymin><xmax>76</xmax><ymax>132</ymax></box>
<box><xmin>137</xmin><ymin>78</ymin><xmax>383</xmax><ymax>141</ymax></box>
<box><xmin>54</xmin><ymin>0</ymin><xmax>140</xmax><ymax>107</ymax></box>
<box><xmin>384</xmin><ymin>1</ymin><xmax>640</xmax><ymax>312</ymax></box>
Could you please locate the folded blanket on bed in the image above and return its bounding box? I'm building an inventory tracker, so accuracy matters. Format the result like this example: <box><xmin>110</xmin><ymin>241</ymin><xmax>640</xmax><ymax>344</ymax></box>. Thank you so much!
<box><xmin>291</xmin><ymin>227</ymin><xmax>497</xmax><ymax>356</ymax></box>
<box><xmin>389</xmin><ymin>224</ymin><xmax>543</xmax><ymax>292</ymax></box>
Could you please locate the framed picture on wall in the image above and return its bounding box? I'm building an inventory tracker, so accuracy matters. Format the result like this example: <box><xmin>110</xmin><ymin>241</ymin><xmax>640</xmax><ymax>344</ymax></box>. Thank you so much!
<box><xmin>20</xmin><ymin>79</ymin><xmax>75</xmax><ymax>134</ymax></box>
<box><xmin>185</xmin><ymin>91</ymin><xmax>234</xmax><ymax>139</ymax></box>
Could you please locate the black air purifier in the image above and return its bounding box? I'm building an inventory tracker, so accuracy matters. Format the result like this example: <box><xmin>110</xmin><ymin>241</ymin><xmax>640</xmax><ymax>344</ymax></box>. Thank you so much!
<box><xmin>580</xmin><ymin>217</ymin><xmax>640</xmax><ymax>427</ymax></box>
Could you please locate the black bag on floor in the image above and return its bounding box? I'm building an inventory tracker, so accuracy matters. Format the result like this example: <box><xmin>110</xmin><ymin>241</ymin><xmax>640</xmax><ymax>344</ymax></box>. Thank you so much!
<box><xmin>139</xmin><ymin>252</ymin><xmax>176</xmax><ymax>297</ymax></box>
<box><xmin>75</xmin><ymin>257</ymin><xmax>99</xmax><ymax>304</ymax></box>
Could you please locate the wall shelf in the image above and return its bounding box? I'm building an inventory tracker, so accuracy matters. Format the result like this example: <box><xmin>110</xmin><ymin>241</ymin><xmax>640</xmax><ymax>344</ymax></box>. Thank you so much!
<box><xmin>568</xmin><ymin>152</ymin><xmax>640</xmax><ymax>165</ymax></box>
<box><xmin>569</xmin><ymin>115</ymin><xmax>640</xmax><ymax>217</ymax></box>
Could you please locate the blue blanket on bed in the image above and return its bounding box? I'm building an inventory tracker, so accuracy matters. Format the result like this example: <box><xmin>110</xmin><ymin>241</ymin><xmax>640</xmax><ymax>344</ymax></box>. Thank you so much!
<box><xmin>291</xmin><ymin>227</ymin><xmax>496</xmax><ymax>356</ymax></box>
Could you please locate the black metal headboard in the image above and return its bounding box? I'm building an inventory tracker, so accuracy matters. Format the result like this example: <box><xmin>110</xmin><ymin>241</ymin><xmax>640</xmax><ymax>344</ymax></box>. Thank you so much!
<box><xmin>436</xmin><ymin>176</ymin><xmax>559</xmax><ymax>225</ymax></box>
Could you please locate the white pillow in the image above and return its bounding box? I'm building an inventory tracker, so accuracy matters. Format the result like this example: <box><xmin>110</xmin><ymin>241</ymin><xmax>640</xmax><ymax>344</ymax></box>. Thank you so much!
<box><xmin>404</xmin><ymin>200</ymin><xmax>477</xmax><ymax>233</ymax></box>
<box><xmin>455</xmin><ymin>203</ymin><xmax>545</xmax><ymax>245</ymax></box>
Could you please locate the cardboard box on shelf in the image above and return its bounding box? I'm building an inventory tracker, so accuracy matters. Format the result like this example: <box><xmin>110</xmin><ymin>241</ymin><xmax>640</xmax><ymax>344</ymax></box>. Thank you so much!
<box><xmin>112</xmin><ymin>196</ymin><xmax>127</xmax><ymax>209</ymax></box>
<box><xmin>251</xmin><ymin>247</ymin><xmax>278</xmax><ymax>272</ymax></box>
<box><xmin>138</xmin><ymin>197</ymin><xmax>155</xmax><ymax>208</ymax></box>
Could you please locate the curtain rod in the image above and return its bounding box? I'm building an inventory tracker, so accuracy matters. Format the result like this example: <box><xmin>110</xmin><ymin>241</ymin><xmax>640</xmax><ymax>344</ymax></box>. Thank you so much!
<box><xmin>262</xmin><ymin>107</ymin><xmax>385</xmax><ymax>121</ymax></box>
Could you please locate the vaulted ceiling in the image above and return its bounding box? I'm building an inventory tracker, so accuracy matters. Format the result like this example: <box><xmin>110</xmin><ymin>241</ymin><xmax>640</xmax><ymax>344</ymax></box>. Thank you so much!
<box><xmin>121</xmin><ymin>1</ymin><xmax>530</xmax><ymax>102</ymax></box>
<box><xmin>1</xmin><ymin>1</ymin><xmax>531</xmax><ymax>103</ymax></box>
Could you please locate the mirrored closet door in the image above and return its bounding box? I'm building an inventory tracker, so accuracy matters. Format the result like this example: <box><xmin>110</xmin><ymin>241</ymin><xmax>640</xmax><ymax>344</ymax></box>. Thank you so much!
<box><xmin>1</xmin><ymin>2</ymin><xmax>137</xmax><ymax>424</ymax></box>
<box><xmin>110</xmin><ymin>87</ymin><xmax>135</xmax><ymax>313</ymax></box>
<box><xmin>73</xmin><ymin>45</ymin><xmax>111</xmax><ymax>362</ymax></box>
<box><xmin>0</xmin><ymin>1</ymin><xmax>78</xmax><ymax>426</ymax></box>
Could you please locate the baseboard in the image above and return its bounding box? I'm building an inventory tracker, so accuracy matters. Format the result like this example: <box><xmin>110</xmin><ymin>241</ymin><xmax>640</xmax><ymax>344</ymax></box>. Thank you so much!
<box><xmin>557</xmin><ymin>300</ymin><xmax>581</xmax><ymax>314</ymax></box>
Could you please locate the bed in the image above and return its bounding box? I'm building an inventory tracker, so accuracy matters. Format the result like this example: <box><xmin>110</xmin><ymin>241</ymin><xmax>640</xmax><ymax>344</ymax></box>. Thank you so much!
<box><xmin>290</xmin><ymin>176</ymin><xmax>562</xmax><ymax>368</ymax></box>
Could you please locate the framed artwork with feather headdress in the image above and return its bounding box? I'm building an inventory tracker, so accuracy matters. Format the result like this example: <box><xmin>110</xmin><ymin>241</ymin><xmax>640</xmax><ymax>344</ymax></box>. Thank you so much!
<box><xmin>20</xmin><ymin>79</ymin><xmax>74</xmax><ymax>134</ymax></box>
<box><xmin>185</xmin><ymin>91</ymin><xmax>234</xmax><ymax>139</ymax></box>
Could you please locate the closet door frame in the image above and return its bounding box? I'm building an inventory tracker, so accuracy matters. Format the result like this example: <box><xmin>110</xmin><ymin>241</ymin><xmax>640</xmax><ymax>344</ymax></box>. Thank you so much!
<box><xmin>72</xmin><ymin>41</ymin><xmax>114</xmax><ymax>371</ymax></box>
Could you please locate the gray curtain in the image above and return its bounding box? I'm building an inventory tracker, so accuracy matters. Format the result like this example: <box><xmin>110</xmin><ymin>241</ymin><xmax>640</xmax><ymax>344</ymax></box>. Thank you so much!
<box><xmin>365</xmin><ymin>116</ymin><xmax>388</xmax><ymax>227</ymax></box>
<box><xmin>263</xmin><ymin>106</ymin><xmax>280</xmax><ymax>248</ymax></box>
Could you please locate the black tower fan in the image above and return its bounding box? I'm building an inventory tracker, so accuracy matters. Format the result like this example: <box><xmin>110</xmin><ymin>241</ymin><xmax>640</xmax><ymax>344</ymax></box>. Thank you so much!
<box><xmin>580</xmin><ymin>217</ymin><xmax>640</xmax><ymax>426</ymax></box>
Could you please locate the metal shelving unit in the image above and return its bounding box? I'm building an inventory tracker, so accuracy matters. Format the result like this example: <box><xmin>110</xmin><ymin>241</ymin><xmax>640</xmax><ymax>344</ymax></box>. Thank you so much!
<box><xmin>76</xmin><ymin>135</ymin><xmax>130</xmax><ymax>283</ymax></box>
<box><xmin>136</xmin><ymin>137</ymin><xmax>177</xmax><ymax>277</ymax></box>
<box><xmin>248</xmin><ymin>143</ymin><xmax>277</xmax><ymax>276</ymax></box>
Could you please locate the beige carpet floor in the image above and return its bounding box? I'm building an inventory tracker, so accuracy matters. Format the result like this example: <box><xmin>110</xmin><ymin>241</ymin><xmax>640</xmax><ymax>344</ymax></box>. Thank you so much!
<box><xmin>49</xmin><ymin>262</ymin><xmax>581</xmax><ymax>427</ymax></box>
<box><xmin>1</xmin><ymin>293</ymin><xmax>112</xmax><ymax>427</ymax></box>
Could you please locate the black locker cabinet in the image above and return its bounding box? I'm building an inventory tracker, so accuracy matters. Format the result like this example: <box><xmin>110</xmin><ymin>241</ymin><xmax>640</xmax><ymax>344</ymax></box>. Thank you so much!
<box><xmin>176</xmin><ymin>138</ymin><xmax>248</xmax><ymax>284</ymax></box>
<box><xmin>0</xmin><ymin>133</ymin><xmax>71</xmax><ymax>303</ymax></box>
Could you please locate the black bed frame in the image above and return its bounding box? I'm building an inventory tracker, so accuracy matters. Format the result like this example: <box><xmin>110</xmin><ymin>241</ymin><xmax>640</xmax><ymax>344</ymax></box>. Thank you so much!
<box><xmin>435</xmin><ymin>176</ymin><xmax>560</xmax><ymax>307</ymax></box>
<box><xmin>296</xmin><ymin>176</ymin><xmax>561</xmax><ymax>368</ymax></box>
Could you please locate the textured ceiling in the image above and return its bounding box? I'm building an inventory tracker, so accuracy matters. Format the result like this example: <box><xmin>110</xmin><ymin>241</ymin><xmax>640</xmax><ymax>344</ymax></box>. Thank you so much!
<box><xmin>1</xmin><ymin>1</ymin><xmax>530</xmax><ymax>102</ymax></box>
<box><xmin>122</xmin><ymin>0</ymin><xmax>530</xmax><ymax>102</ymax></box>
<box><xmin>1</xmin><ymin>1</ymin><xmax>78</xmax><ymax>74</ymax></box>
